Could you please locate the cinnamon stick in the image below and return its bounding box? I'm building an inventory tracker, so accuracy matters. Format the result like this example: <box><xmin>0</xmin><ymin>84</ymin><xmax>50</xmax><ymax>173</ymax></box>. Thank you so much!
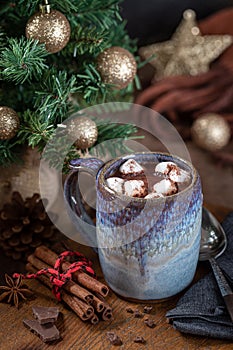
<box><xmin>27</xmin><ymin>254</ymin><xmax>94</xmax><ymax>304</ymax></box>
<box><xmin>90</xmin><ymin>314</ymin><xmax>99</xmax><ymax>325</ymax></box>
<box><xmin>95</xmin><ymin>293</ymin><xmax>113</xmax><ymax>321</ymax></box>
<box><xmin>35</xmin><ymin>245</ymin><xmax>109</xmax><ymax>297</ymax></box>
<box><xmin>26</xmin><ymin>263</ymin><xmax>92</xmax><ymax>321</ymax></box>
<box><xmin>91</xmin><ymin>295</ymin><xmax>105</xmax><ymax>313</ymax></box>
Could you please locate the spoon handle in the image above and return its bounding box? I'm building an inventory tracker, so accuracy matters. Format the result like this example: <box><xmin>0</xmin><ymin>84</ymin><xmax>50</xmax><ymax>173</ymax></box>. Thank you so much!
<box><xmin>209</xmin><ymin>257</ymin><xmax>233</xmax><ymax>322</ymax></box>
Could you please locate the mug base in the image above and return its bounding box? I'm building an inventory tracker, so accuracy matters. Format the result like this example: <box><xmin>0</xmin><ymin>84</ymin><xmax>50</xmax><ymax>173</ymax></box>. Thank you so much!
<box><xmin>112</xmin><ymin>289</ymin><xmax>182</xmax><ymax>304</ymax></box>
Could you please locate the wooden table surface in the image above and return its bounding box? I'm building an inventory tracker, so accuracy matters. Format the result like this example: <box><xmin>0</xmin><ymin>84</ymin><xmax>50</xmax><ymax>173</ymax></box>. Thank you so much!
<box><xmin>0</xmin><ymin>204</ymin><xmax>232</xmax><ymax>350</ymax></box>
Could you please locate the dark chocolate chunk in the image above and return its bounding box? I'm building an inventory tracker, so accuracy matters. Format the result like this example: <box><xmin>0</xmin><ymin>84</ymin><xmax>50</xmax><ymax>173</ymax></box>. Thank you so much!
<box><xmin>23</xmin><ymin>319</ymin><xmax>60</xmax><ymax>343</ymax></box>
<box><xmin>143</xmin><ymin>306</ymin><xmax>153</xmax><ymax>314</ymax></box>
<box><xmin>133</xmin><ymin>336</ymin><xmax>146</xmax><ymax>344</ymax></box>
<box><xmin>32</xmin><ymin>306</ymin><xmax>59</xmax><ymax>324</ymax></box>
<box><xmin>144</xmin><ymin>318</ymin><xmax>156</xmax><ymax>328</ymax></box>
<box><xmin>106</xmin><ymin>331</ymin><xmax>123</xmax><ymax>346</ymax></box>
<box><xmin>126</xmin><ymin>307</ymin><xmax>134</xmax><ymax>314</ymax></box>
<box><xmin>134</xmin><ymin>309</ymin><xmax>143</xmax><ymax>318</ymax></box>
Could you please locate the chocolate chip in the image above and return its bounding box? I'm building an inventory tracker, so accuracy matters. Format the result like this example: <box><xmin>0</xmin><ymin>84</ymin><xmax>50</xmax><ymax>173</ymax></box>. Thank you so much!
<box><xmin>126</xmin><ymin>307</ymin><xmax>134</xmax><ymax>313</ymax></box>
<box><xmin>144</xmin><ymin>318</ymin><xmax>156</xmax><ymax>328</ymax></box>
<box><xmin>143</xmin><ymin>306</ymin><xmax>153</xmax><ymax>314</ymax></box>
<box><xmin>134</xmin><ymin>309</ymin><xmax>143</xmax><ymax>318</ymax></box>
<box><xmin>106</xmin><ymin>331</ymin><xmax>123</xmax><ymax>346</ymax></box>
<box><xmin>133</xmin><ymin>336</ymin><xmax>146</xmax><ymax>344</ymax></box>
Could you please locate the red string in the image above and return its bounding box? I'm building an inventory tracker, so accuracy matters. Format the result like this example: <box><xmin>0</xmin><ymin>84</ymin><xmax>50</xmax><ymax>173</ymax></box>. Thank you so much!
<box><xmin>13</xmin><ymin>250</ymin><xmax>96</xmax><ymax>301</ymax></box>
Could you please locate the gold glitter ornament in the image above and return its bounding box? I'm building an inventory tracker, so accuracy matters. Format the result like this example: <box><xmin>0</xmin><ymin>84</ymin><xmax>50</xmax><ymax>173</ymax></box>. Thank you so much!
<box><xmin>69</xmin><ymin>117</ymin><xmax>98</xmax><ymax>149</ymax></box>
<box><xmin>191</xmin><ymin>114</ymin><xmax>231</xmax><ymax>151</ymax></box>
<box><xmin>96</xmin><ymin>46</ymin><xmax>137</xmax><ymax>89</ymax></box>
<box><xmin>25</xmin><ymin>3</ymin><xmax>71</xmax><ymax>54</ymax></box>
<box><xmin>0</xmin><ymin>106</ymin><xmax>20</xmax><ymax>140</ymax></box>
<box><xmin>139</xmin><ymin>9</ymin><xmax>233</xmax><ymax>80</ymax></box>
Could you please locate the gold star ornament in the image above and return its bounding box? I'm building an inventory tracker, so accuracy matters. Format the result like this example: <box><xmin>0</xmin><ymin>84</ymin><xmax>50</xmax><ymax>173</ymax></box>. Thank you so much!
<box><xmin>139</xmin><ymin>9</ymin><xmax>233</xmax><ymax>80</ymax></box>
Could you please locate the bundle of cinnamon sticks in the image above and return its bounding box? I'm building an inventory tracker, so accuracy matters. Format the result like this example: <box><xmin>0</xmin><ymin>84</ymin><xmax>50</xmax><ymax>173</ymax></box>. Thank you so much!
<box><xmin>26</xmin><ymin>245</ymin><xmax>113</xmax><ymax>325</ymax></box>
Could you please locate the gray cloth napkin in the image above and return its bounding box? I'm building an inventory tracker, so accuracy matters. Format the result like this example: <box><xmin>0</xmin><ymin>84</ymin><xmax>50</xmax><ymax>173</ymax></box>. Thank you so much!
<box><xmin>166</xmin><ymin>212</ymin><xmax>233</xmax><ymax>340</ymax></box>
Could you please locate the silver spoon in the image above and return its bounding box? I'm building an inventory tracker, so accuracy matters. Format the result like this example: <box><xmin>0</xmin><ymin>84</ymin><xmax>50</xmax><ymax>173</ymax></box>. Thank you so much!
<box><xmin>199</xmin><ymin>207</ymin><xmax>233</xmax><ymax>322</ymax></box>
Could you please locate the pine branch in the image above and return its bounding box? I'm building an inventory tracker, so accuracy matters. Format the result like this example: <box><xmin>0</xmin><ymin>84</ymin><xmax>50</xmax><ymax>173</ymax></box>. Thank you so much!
<box><xmin>34</xmin><ymin>70</ymin><xmax>79</xmax><ymax>124</ymax></box>
<box><xmin>70</xmin><ymin>27</ymin><xmax>109</xmax><ymax>56</ymax></box>
<box><xmin>0</xmin><ymin>0</ymin><xmax>139</xmax><ymax>170</ymax></box>
<box><xmin>75</xmin><ymin>0</ymin><xmax>122</xmax><ymax>31</ymax></box>
<box><xmin>17</xmin><ymin>110</ymin><xmax>55</xmax><ymax>149</ymax></box>
<box><xmin>76</xmin><ymin>64</ymin><xmax>111</xmax><ymax>104</ymax></box>
<box><xmin>0</xmin><ymin>140</ymin><xmax>22</xmax><ymax>166</ymax></box>
<box><xmin>0</xmin><ymin>37</ymin><xmax>48</xmax><ymax>84</ymax></box>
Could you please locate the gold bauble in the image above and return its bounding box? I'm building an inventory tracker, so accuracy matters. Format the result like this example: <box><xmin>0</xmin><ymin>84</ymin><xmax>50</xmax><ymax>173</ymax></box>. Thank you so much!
<box><xmin>70</xmin><ymin>117</ymin><xmax>98</xmax><ymax>149</ymax></box>
<box><xmin>191</xmin><ymin>114</ymin><xmax>231</xmax><ymax>151</ymax></box>
<box><xmin>96</xmin><ymin>46</ymin><xmax>137</xmax><ymax>89</ymax></box>
<box><xmin>0</xmin><ymin>106</ymin><xmax>20</xmax><ymax>140</ymax></box>
<box><xmin>26</xmin><ymin>9</ymin><xmax>71</xmax><ymax>53</ymax></box>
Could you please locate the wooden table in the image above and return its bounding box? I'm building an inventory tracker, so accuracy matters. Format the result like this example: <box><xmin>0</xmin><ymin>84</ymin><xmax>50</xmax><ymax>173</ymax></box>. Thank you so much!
<box><xmin>0</xmin><ymin>204</ymin><xmax>232</xmax><ymax>350</ymax></box>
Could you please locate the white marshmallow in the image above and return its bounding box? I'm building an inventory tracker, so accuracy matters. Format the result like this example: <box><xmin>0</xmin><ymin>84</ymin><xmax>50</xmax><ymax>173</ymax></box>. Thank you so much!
<box><xmin>169</xmin><ymin>168</ymin><xmax>190</xmax><ymax>183</ymax></box>
<box><xmin>106</xmin><ymin>177</ymin><xmax>124</xmax><ymax>194</ymax></box>
<box><xmin>155</xmin><ymin>161</ymin><xmax>190</xmax><ymax>183</ymax></box>
<box><xmin>145</xmin><ymin>192</ymin><xmax>164</xmax><ymax>199</ymax></box>
<box><xmin>120</xmin><ymin>159</ymin><xmax>144</xmax><ymax>175</ymax></box>
<box><xmin>155</xmin><ymin>161</ymin><xmax>176</xmax><ymax>175</ymax></box>
<box><xmin>123</xmin><ymin>180</ymin><xmax>147</xmax><ymax>198</ymax></box>
<box><xmin>153</xmin><ymin>179</ymin><xmax>178</xmax><ymax>196</ymax></box>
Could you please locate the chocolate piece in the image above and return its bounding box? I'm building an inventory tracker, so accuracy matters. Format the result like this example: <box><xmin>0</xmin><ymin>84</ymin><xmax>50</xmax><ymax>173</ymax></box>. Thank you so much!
<box><xmin>126</xmin><ymin>307</ymin><xmax>134</xmax><ymax>313</ymax></box>
<box><xmin>134</xmin><ymin>336</ymin><xmax>146</xmax><ymax>344</ymax></box>
<box><xmin>106</xmin><ymin>331</ymin><xmax>123</xmax><ymax>346</ymax></box>
<box><xmin>23</xmin><ymin>319</ymin><xmax>60</xmax><ymax>343</ymax></box>
<box><xmin>143</xmin><ymin>306</ymin><xmax>153</xmax><ymax>314</ymax></box>
<box><xmin>134</xmin><ymin>309</ymin><xmax>143</xmax><ymax>318</ymax></box>
<box><xmin>144</xmin><ymin>318</ymin><xmax>156</xmax><ymax>328</ymax></box>
<box><xmin>32</xmin><ymin>306</ymin><xmax>59</xmax><ymax>325</ymax></box>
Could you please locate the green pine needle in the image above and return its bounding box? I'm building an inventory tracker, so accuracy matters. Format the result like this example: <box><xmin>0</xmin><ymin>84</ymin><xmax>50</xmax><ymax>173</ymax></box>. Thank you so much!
<box><xmin>0</xmin><ymin>37</ymin><xmax>48</xmax><ymax>84</ymax></box>
<box><xmin>34</xmin><ymin>70</ymin><xmax>79</xmax><ymax>124</ymax></box>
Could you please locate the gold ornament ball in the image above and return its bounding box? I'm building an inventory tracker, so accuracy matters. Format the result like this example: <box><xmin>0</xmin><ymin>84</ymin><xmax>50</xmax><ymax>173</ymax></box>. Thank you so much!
<box><xmin>26</xmin><ymin>10</ymin><xmax>71</xmax><ymax>53</ymax></box>
<box><xmin>0</xmin><ymin>106</ymin><xmax>20</xmax><ymax>140</ymax></box>
<box><xmin>73</xmin><ymin>117</ymin><xmax>98</xmax><ymax>149</ymax></box>
<box><xmin>96</xmin><ymin>46</ymin><xmax>137</xmax><ymax>89</ymax></box>
<box><xmin>191</xmin><ymin>114</ymin><xmax>231</xmax><ymax>151</ymax></box>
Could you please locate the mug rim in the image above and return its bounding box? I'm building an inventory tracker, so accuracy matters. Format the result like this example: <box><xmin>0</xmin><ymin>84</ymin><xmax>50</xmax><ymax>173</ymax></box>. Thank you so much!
<box><xmin>98</xmin><ymin>151</ymin><xmax>198</xmax><ymax>202</ymax></box>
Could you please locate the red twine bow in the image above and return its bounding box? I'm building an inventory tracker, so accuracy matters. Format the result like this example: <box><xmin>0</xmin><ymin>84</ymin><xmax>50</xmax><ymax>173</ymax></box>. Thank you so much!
<box><xmin>13</xmin><ymin>250</ymin><xmax>96</xmax><ymax>301</ymax></box>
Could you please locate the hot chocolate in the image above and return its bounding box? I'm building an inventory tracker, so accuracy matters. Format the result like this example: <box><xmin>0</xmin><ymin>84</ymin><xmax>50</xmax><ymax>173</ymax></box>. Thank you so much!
<box><xmin>106</xmin><ymin>159</ymin><xmax>191</xmax><ymax>198</ymax></box>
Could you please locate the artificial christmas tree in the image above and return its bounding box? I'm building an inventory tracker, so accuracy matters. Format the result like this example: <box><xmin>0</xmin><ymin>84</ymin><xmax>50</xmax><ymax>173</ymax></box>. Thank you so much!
<box><xmin>0</xmin><ymin>0</ymin><xmax>138</xmax><ymax>169</ymax></box>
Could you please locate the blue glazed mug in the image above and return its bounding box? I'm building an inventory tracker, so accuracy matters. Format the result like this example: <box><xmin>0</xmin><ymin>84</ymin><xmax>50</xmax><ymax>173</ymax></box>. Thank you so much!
<box><xmin>64</xmin><ymin>152</ymin><xmax>203</xmax><ymax>301</ymax></box>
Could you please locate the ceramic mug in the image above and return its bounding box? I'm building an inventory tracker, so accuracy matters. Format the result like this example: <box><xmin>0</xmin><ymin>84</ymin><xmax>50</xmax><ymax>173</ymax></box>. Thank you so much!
<box><xmin>64</xmin><ymin>152</ymin><xmax>203</xmax><ymax>300</ymax></box>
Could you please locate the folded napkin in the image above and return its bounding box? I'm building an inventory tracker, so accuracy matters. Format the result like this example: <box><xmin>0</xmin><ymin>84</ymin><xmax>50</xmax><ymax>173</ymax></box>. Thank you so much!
<box><xmin>166</xmin><ymin>212</ymin><xmax>233</xmax><ymax>340</ymax></box>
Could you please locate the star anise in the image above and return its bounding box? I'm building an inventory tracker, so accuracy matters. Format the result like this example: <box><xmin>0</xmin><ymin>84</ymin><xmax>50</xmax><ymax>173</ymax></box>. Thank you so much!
<box><xmin>0</xmin><ymin>274</ymin><xmax>33</xmax><ymax>308</ymax></box>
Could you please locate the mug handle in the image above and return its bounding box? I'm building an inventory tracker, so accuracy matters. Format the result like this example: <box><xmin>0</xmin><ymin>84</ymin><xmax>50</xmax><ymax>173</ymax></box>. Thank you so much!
<box><xmin>63</xmin><ymin>158</ymin><xmax>104</xmax><ymax>248</ymax></box>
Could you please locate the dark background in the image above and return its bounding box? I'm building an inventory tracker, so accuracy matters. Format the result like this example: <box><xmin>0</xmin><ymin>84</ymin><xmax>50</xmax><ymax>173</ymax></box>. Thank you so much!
<box><xmin>121</xmin><ymin>0</ymin><xmax>233</xmax><ymax>45</ymax></box>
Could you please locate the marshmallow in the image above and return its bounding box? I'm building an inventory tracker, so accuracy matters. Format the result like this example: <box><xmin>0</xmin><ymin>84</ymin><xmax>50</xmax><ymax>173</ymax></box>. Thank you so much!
<box><xmin>119</xmin><ymin>159</ymin><xmax>144</xmax><ymax>176</ymax></box>
<box><xmin>123</xmin><ymin>180</ymin><xmax>147</xmax><ymax>198</ymax></box>
<box><xmin>168</xmin><ymin>168</ymin><xmax>190</xmax><ymax>183</ymax></box>
<box><xmin>145</xmin><ymin>192</ymin><xmax>164</xmax><ymax>199</ymax></box>
<box><xmin>155</xmin><ymin>161</ymin><xmax>190</xmax><ymax>183</ymax></box>
<box><xmin>155</xmin><ymin>161</ymin><xmax>176</xmax><ymax>175</ymax></box>
<box><xmin>153</xmin><ymin>179</ymin><xmax>178</xmax><ymax>196</ymax></box>
<box><xmin>106</xmin><ymin>177</ymin><xmax>124</xmax><ymax>194</ymax></box>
